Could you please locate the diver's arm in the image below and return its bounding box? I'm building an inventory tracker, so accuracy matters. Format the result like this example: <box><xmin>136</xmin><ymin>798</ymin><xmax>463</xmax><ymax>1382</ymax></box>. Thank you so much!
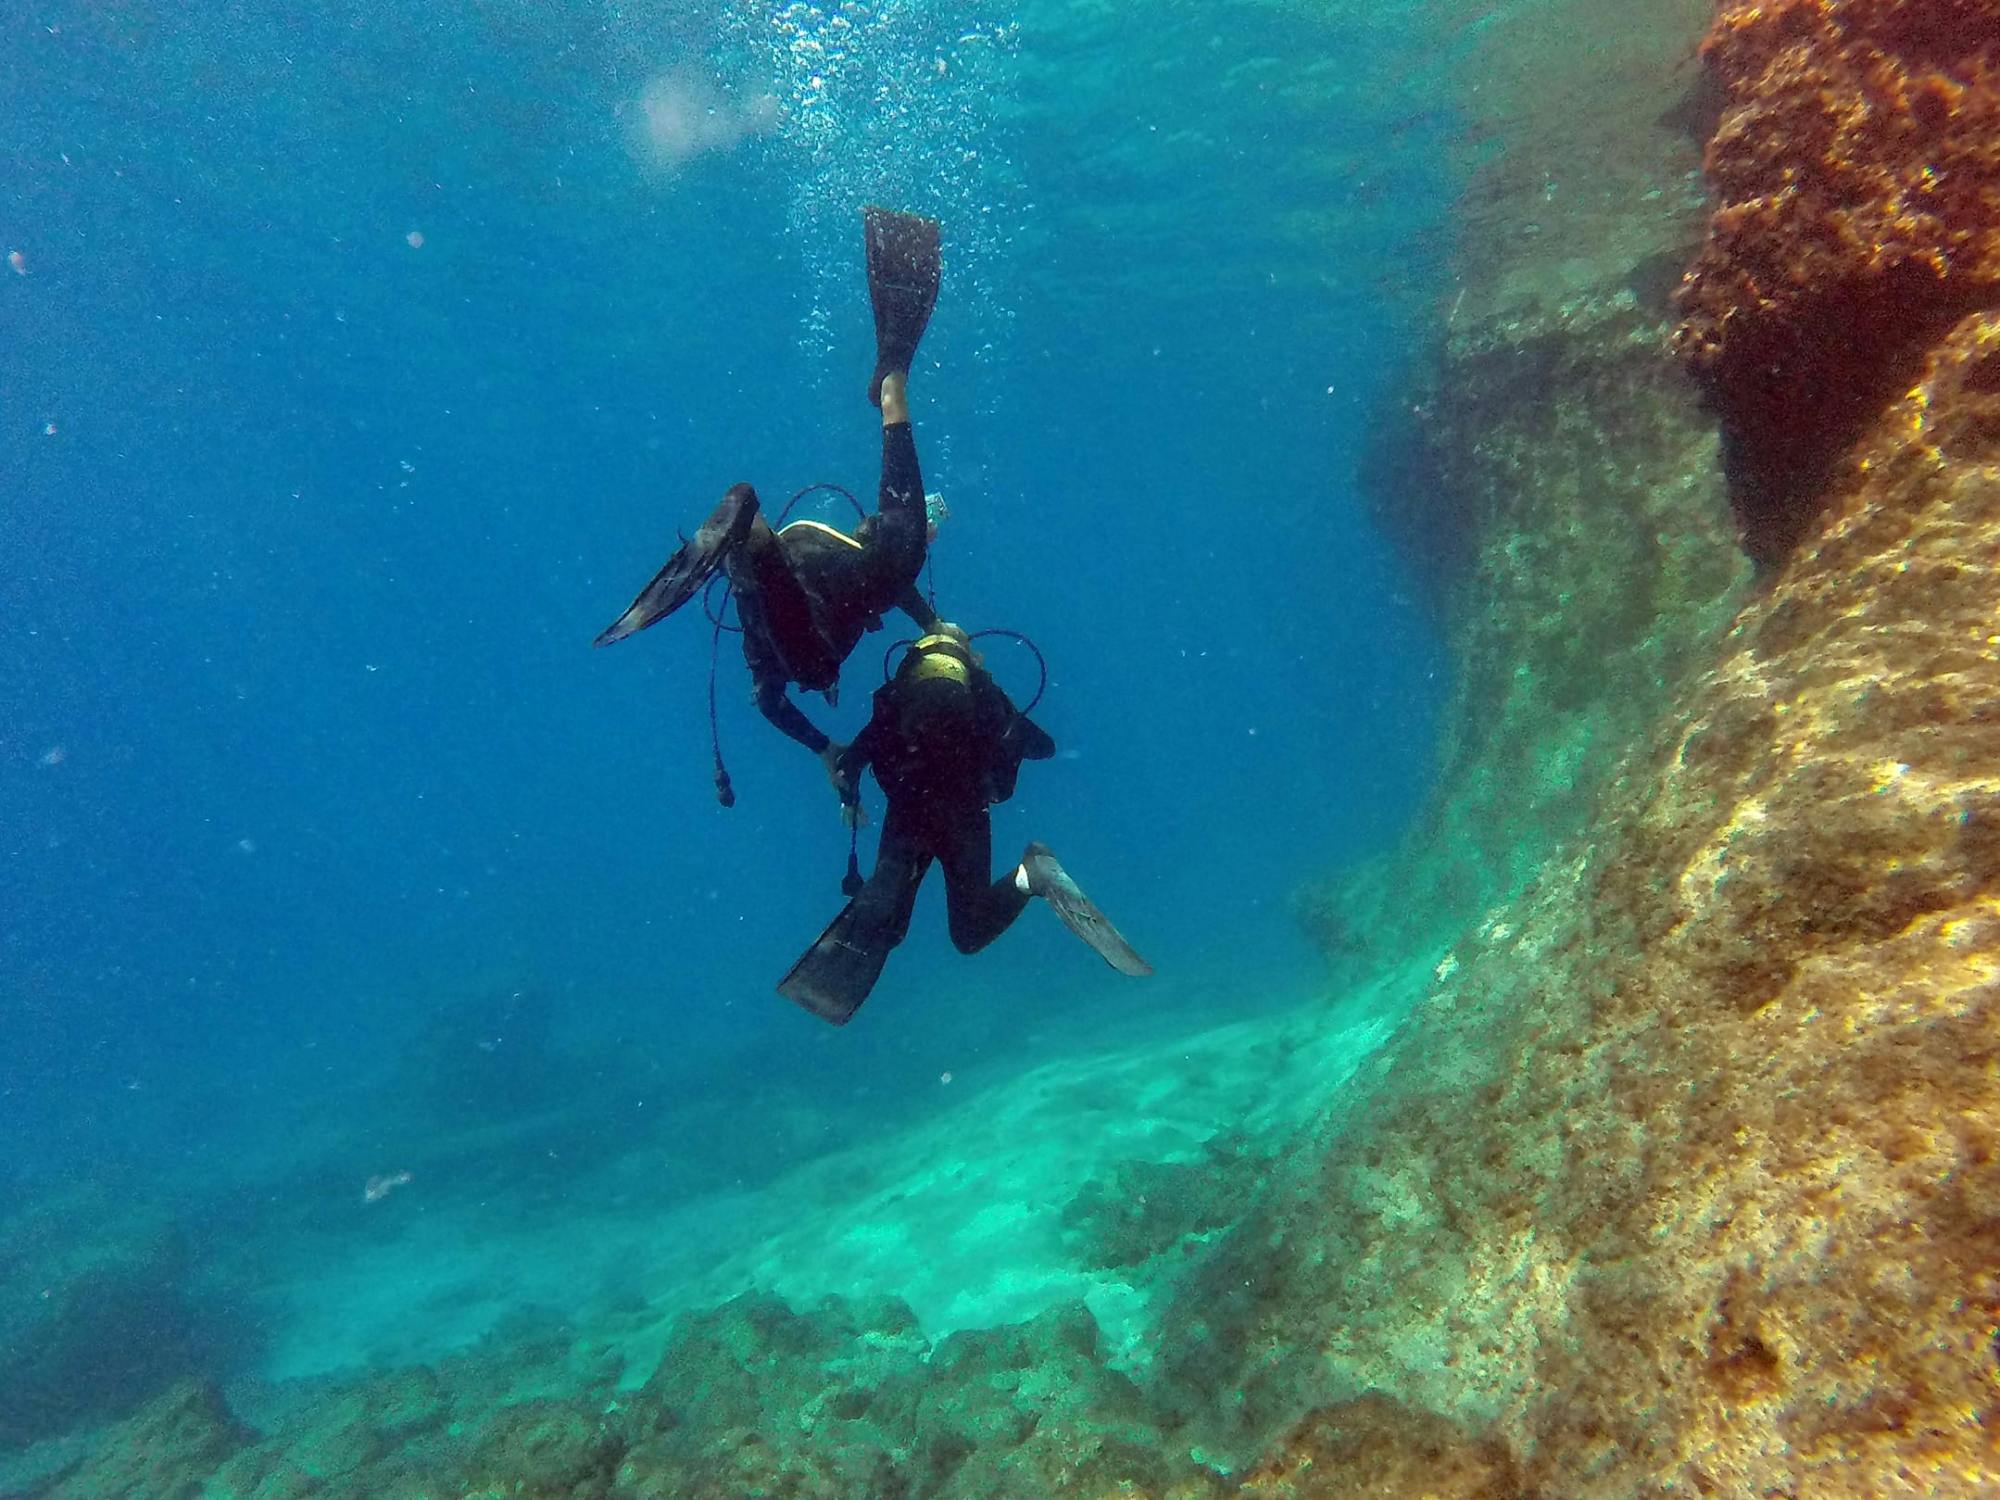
<box><xmin>839</xmin><ymin>706</ymin><xmax>888</xmax><ymax>786</ymax></box>
<box><xmin>832</xmin><ymin>709</ymin><xmax>890</xmax><ymax>815</ymax></box>
<box><xmin>751</xmin><ymin>674</ymin><xmax>833</xmax><ymax>757</ymax></box>
<box><xmin>894</xmin><ymin>581</ymin><xmax>943</xmax><ymax>634</ymax></box>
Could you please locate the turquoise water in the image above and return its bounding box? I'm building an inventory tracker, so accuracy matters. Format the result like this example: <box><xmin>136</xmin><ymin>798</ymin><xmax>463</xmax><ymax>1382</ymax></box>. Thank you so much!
<box><xmin>3</xmin><ymin>0</ymin><xmax>1458</xmax><ymax>1470</ymax></box>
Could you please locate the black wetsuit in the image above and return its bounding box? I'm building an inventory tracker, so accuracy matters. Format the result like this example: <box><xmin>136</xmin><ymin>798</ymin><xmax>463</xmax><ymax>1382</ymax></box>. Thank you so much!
<box><xmin>729</xmin><ymin>422</ymin><xmax>940</xmax><ymax>754</ymax></box>
<box><xmin>838</xmin><ymin>661</ymin><xmax>1057</xmax><ymax>957</ymax></box>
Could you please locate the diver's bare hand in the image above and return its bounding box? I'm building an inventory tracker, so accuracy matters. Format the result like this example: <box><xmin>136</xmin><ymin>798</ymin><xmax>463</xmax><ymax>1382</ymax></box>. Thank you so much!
<box><xmin>822</xmin><ymin>740</ymin><xmax>865</xmax><ymax>822</ymax></box>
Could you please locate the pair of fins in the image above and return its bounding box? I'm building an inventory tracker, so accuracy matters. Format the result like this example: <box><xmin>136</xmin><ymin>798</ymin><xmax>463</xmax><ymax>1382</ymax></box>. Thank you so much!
<box><xmin>592</xmin><ymin>206</ymin><xmax>941</xmax><ymax>651</ymax></box>
<box><xmin>779</xmin><ymin>844</ymin><xmax>1153</xmax><ymax>1026</ymax></box>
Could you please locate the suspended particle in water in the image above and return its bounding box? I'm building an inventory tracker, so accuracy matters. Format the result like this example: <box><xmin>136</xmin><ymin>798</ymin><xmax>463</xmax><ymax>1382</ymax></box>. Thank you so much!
<box><xmin>39</xmin><ymin>746</ymin><xmax>65</xmax><ymax>767</ymax></box>
<box><xmin>7</xmin><ymin>250</ymin><xmax>25</xmax><ymax>275</ymax></box>
<box><xmin>44</xmin><ymin>421</ymin><xmax>57</xmax><ymax>436</ymax></box>
<box><xmin>939</xmin><ymin>1071</ymin><xmax>954</xmax><ymax>1085</ymax></box>
<box><xmin>406</xmin><ymin>230</ymin><xmax>424</xmax><ymax>249</ymax></box>
<box><xmin>237</xmin><ymin>837</ymin><xmax>257</xmax><ymax>854</ymax></box>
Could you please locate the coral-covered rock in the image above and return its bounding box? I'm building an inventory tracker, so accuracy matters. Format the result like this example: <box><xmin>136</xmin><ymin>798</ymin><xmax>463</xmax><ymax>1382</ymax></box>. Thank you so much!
<box><xmin>1165</xmin><ymin>311</ymin><xmax>2000</xmax><ymax>1496</ymax></box>
<box><xmin>621</xmin><ymin>1292</ymin><xmax>1226</xmax><ymax>1499</ymax></box>
<box><xmin>0</xmin><ymin>1212</ymin><xmax>217</xmax><ymax>1449</ymax></box>
<box><xmin>209</xmin><ymin>1365</ymin><xmax>450</xmax><ymax>1498</ymax></box>
<box><xmin>456</xmin><ymin>1397</ymin><xmax>629</xmax><ymax>1500</ymax></box>
<box><xmin>1429</xmin><ymin>0</ymin><xmax>1713</xmax><ymax>324</ymax></box>
<box><xmin>641</xmin><ymin>1289</ymin><xmax>924</xmax><ymax>1431</ymax></box>
<box><xmin>622</xmin><ymin>1290</ymin><xmax>927</xmax><ymax>1498</ymax></box>
<box><xmin>41</xmin><ymin>1379</ymin><xmax>248</xmax><ymax>1500</ymax></box>
<box><xmin>1237</xmin><ymin>1395</ymin><xmax>1523</xmax><ymax>1500</ymax></box>
<box><xmin>917</xmin><ymin>1302</ymin><xmax>1223</xmax><ymax>1499</ymax></box>
<box><xmin>1060</xmin><ymin>1138</ymin><xmax>1268</xmax><ymax>1270</ymax></box>
<box><xmin>1674</xmin><ymin>0</ymin><xmax>2000</xmax><ymax>559</ymax></box>
<box><xmin>26</xmin><ymin>1288</ymin><xmax>1222</xmax><ymax>1499</ymax></box>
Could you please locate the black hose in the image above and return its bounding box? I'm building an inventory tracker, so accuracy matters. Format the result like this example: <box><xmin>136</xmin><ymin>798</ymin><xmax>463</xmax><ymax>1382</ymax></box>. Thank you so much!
<box><xmin>708</xmin><ymin>584</ymin><xmax>735</xmax><ymax>807</ymax></box>
<box><xmin>881</xmin><ymin>635</ymin><xmax>921</xmax><ymax>682</ymax></box>
<box><xmin>777</xmin><ymin>481</ymin><xmax>866</xmax><ymax>527</ymax></box>
<box><xmin>968</xmin><ymin>628</ymin><xmax>1048</xmax><ymax>713</ymax></box>
<box><xmin>880</xmin><ymin>627</ymin><xmax>1048</xmax><ymax>714</ymax></box>
<box><xmin>700</xmin><ymin>575</ymin><xmax>742</xmax><ymax>633</ymax></box>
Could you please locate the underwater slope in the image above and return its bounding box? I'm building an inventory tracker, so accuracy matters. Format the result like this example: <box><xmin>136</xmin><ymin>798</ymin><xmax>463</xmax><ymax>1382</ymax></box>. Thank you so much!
<box><xmin>24</xmin><ymin>999</ymin><xmax>1408</xmax><ymax>1499</ymax></box>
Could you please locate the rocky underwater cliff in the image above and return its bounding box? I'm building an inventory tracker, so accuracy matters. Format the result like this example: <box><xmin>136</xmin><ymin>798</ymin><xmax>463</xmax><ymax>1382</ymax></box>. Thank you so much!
<box><xmin>16</xmin><ymin>0</ymin><xmax>2000</xmax><ymax>1495</ymax></box>
<box><xmin>1257</xmin><ymin>0</ymin><xmax>2000</xmax><ymax>1492</ymax></box>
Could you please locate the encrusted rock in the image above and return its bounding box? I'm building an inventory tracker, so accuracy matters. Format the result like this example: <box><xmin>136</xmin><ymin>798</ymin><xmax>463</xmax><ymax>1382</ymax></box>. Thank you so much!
<box><xmin>1237</xmin><ymin>1395</ymin><xmax>1524</xmax><ymax>1500</ymax></box>
<box><xmin>1674</xmin><ymin>0</ymin><xmax>2000</xmax><ymax>558</ymax></box>
<box><xmin>1167</xmin><ymin>310</ymin><xmax>2000</xmax><ymax>1498</ymax></box>
<box><xmin>0</xmin><ymin>1212</ymin><xmax>214</xmax><ymax>1449</ymax></box>
<box><xmin>1061</xmin><ymin>1138</ymin><xmax>1268</xmax><ymax>1270</ymax></box>
<box><xmin>1314</xmin><ymin>297</ymin><xmax>1745</xmax><ymax>971</ymax></box>
<box><xmin>42</xmin><ymin>1379</ymin><xmax>249</xmax><ymax>1500</ymax></box>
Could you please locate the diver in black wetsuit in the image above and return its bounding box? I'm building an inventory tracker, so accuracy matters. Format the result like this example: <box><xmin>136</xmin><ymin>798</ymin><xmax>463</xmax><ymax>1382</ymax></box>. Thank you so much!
<box><xmin>778</xmin><ymin>629</ymin><xmax>1153</xmax><ymax>1025</ymax></box>
<box><xmin>594</xmin><ymin>207</ymin><xmax>947</xmax><ymax>788</ymax></box>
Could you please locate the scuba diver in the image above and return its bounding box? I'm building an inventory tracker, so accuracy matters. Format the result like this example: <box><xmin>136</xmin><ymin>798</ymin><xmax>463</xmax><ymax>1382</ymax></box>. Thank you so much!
<box><xmin>779</xmin><ymin>628</ymin><xmax>1153</xmax><ymax>1025</ymax></box>
<box><xmin>593</xmin><ymin>207</ymin><xmax>947</xmax><ymax>794</ymax></box>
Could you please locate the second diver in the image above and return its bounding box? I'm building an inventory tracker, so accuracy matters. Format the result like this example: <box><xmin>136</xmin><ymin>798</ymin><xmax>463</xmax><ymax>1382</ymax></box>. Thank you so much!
<box><xmin>779</xmin><ymin>628</ymin><xmax>1153</xmax><ymax>1025</ymax></box>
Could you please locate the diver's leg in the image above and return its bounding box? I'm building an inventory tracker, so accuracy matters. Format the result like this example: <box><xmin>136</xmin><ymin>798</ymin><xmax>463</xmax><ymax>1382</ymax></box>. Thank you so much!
<box><xmin>879</xmin><ymin>370</ymin><xmax>911</xmax><ymax>426</ymax></box>
<box><xmin>861</xmin><ymin>387</ymin><xmax>930</xmax><ymax>603</ymax></box>
<box><xmin>776</xmin><ymin>803</ymin><xmax>928</xmax><ymax>1024</ymax></box>
<box><xmin>937</xmin><ymin>805</ymin><xmax>1030</xmax><ymax>955</ymax></box>
<box><xmin>748</xmin><ymin>658</ymin><xmax>834</xmax><ymax>757</ymax></box>
<box><xmin>594</xmin><ymin>483</ymin><xmax>759</xmax><ymax>647</ymax></box>
<box><xmin>852</xmin><ymin>801</ymin><xmax>930</xmax><ymax>952</ymax></box>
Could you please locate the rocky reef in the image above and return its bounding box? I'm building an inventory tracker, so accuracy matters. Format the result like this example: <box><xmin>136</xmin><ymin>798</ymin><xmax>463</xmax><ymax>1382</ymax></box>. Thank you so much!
<box><xmin>1432</xmin><ymin>0</ymin><xmax>1717</xmax><ymax>325</ymax></box>
<box><xmin>1165</xmin><ymin>300</ymin><xmax>2000</xmax><ymax>1496</ymax></box>
<box><xmin>0</xmin><ymin>1186</ymin><xmax>247</xmax><ymax>1460</ymax></box>
<box><xmin>1294</xmin><ymin>0</ymin><xmax>1753</xmax><ymax>976</ymax></box>
<box><xmin>34</xmin><ymin>1293</ymin><xmax>1233</xmax><ymax>1499</ymax></box>
<box><xmin>1297</xmin><ymin>294</ymin><xmax>1747</xmax><ymax>974</ymax></box>
<box><xmin>1674</xmin><ymin>0</ymin><xmax>2000</xmax><ymax>560</ymax></box>
<box><xmin>1217</xmin><ymin>0</ymin><xmax>2000</xmax><ymax>1494</ymax></box>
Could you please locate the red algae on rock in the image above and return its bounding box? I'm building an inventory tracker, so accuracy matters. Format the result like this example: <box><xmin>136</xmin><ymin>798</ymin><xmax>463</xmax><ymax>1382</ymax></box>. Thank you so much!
<box><xmin>1673</xmin><ymin>0</ymin><xmax>2000</xmax><ymax>560</ymax></box>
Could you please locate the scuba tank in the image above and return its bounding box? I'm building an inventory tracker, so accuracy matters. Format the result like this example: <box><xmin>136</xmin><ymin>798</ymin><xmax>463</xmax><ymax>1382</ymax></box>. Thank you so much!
<box><xmin>894</xmin><ymin>632</ymin><xmax>980</xmax><ymax>748</ymax></box>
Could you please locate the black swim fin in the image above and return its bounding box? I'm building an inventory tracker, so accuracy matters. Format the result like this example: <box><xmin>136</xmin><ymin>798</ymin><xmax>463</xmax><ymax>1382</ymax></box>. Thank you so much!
<box><xmin>594</xmin><ymin>483</ymin><xmax>760</xmax><ymax>648</ymax></box>
<box><xmin>863</xmin><ymin>206</ymin><xmax>941</xmax><ymax>406</ymax></box>
<box><xmin>1022</xmin><ymin>843</ymin><xmax>1153</xmax><ymax>977</ymax></box>
<box><xmin>777</xmin><ymin>900</ymin><xmax>895</xmax><ymax>1025</ymax></box>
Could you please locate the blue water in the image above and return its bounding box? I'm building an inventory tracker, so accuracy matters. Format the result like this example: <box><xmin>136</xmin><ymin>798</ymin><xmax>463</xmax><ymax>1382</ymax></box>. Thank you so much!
<box><xmin>3</xmin><ymin>0</ymin><xmax>1452</xmax><ymax>1446</ymax></box>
